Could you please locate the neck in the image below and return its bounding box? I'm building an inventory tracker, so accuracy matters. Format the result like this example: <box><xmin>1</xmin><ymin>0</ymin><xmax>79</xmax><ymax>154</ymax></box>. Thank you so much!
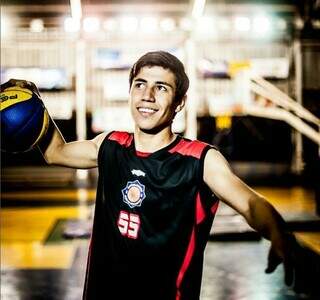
<box><xmin>134</xmin><ymin>126</ymin><xmax>176</xmax><ymax>153</ymax></box>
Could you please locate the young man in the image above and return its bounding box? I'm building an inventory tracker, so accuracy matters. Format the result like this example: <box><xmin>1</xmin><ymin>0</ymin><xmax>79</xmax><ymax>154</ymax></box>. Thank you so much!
<box><xmin>3</xmin><ymin>51</ymin><xmax>298</xmax><ymax>299</ymax></box>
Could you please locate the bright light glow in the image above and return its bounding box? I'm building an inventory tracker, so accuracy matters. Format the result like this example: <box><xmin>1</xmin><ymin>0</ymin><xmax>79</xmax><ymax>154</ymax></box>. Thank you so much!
<box><xmin>103</xmin><ymin>18</ymin><xmax>117</xmax><ymax>31</ymax></box>
<box><xmin>276</xmin><ymin>18</ymin><xmax>287</xmax><ymax>30</ymax></box>
<box><xmin>83</xmin><ymin>17</ymin><xmax>100</xmax><ymax>33</ymax></box>
<box><xmin>218</xmin><ymin>17</ymin><xmax>230</xmax><ymax>31</ymax></box>
<box><xmin>64</xmin><ymin>17</ymin><xmax>80</xmax><ymax>32</ymax></box>
<box><xmin>313</xmin><ymin>20</ymin><xmax>320</xmax><ymax>29</ymax></box>
<box><xmin>160</xmin><ymin>18</ymin><xmax>176</xmax><ymax>32</ymax></box>
<box><xmin>30</xmin><ymin>19</ymin><xmax>44</xmax><ymax>33</ymax></box>
<box><xmin>234</xmin><ymin>16</ymin><xmax>250</xmax><ymax>32</ymax></box>
<box><xmin>196</xmin><ymin>16</ymin><xmax>214</xmax><ymax>35</ymax></box>
<box><xmin>70</xmin><ymin>0</ymin><xmax>82</xmax><ymax>20</ymax></box>
<box><xmin>1</xmin><ymin>15</ymin><xmax>9</xmax><ymax>37</ymax></box>
<box><xmin>294</xmin><ymin>17</ymin><xmax>304</xmax><ymax>30</ymax></box>
<box><xmin>119</xmin><ymin>16</ymin><xmax>138</xmax><ymax>33</ymax></box>
<box><xmin>140</xmin><ymin>17</ymin><xmax>158</xmax><ymax>33</ymax></box>
<box><xmin>76</xmin><ymin>169</ymin><xmax>88</xmax><ymax>180</ymax></box>
<box><xmin>192</xmin><ymin>0</ymin><xmax>206</xmax><ymax>19</ymax></box>
<box><xmin>179</xmin><ymin>17</ymin><xmax>192</xmax><ymax>31</ymax></box>
<box><xmin>253</xmin><ymin>16</ymin><xmax>271</xmax><ymax>33</ymax></box>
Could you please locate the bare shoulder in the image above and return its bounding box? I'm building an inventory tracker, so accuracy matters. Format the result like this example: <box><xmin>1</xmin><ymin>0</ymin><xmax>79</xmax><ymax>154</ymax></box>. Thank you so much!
<box><xmin>91</xmin><ymin>132</ymin><xmax>109</xmax><ymax>150</ymax></box>
<box><xmin>204</xmin><ymin>148</ymin><xmax>232</xmax><ymax>173</ymax></box>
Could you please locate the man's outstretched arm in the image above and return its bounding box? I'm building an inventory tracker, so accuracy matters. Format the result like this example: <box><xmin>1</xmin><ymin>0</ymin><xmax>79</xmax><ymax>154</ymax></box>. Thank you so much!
<box><xmin>41</xmin><ymin>123</ymin><xmax>107</xmax><ymax>169</ymax></box>
<box><xmin>203</xmin><ymin>149</ymin><xmax>296</xmax><ymax>285</ymax></box>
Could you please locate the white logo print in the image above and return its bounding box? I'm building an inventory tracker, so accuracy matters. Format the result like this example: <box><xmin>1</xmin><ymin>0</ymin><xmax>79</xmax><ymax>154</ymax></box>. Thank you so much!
<box><xmin>122</xmin><ymin>180</ymin><xmax>146</xmax><ymax>208</ymax></box>
<box><xmin>131</xmin><ymin>169</ymin><xmax>145</xmax><ymax>177</ymax></box>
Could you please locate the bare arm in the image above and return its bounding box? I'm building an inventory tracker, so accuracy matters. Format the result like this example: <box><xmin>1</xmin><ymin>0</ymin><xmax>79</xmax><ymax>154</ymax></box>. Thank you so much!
<box><xmin>41</xmin><ymin>122</ymin><xmax>108</xmax><ymax>169</ymax></box>
<box><xmin>203</xmin><ymin>149</ymin><xmax>287</xmax><ymax>240</ymax></box>
<box><xmin>204</xmin><ymin>149</ymin><xmax>295</xmax><ymax>284</ymax></box>
<box><xmin>1</xmin><ymin>78</ymin><xmax>108</xmax><ymax>169</ymax></box>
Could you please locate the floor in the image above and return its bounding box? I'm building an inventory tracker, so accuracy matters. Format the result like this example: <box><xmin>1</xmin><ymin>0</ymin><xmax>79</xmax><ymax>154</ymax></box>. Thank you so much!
<box><xmin>1</xmin><ymin>168</ymin><xmax>320</xmax><ymax>300</ymax></box>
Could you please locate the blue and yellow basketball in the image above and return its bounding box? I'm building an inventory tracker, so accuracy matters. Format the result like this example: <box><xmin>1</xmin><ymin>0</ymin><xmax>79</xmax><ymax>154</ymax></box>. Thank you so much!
<box><xmin>0</xmin><ymin>86</ymin><xmax>49</xmax><ymax>153</ymax></box>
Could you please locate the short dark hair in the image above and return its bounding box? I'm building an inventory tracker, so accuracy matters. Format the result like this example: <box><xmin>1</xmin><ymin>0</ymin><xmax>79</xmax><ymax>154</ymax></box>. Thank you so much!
<box><xmin>129</xmin><ymin>51</ymin><xmax>189</xmax><ymax>104</ymax></box>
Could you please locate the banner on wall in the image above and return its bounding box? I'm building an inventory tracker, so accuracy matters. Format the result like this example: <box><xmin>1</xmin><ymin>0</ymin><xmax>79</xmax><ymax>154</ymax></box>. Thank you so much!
<box><xmin>93</xmin><ymin>49</ymin><xmax>133</xmax><ymax>70</ymax></box>
<box><xmin>199</xmin><ymin>57</ymin><xmax>289</xmax><ymax>79</ymax></box>
<box><xmin>1</xmin><ymin>67</ymin><xmax>72</xmax><ymax>90</ymax></box>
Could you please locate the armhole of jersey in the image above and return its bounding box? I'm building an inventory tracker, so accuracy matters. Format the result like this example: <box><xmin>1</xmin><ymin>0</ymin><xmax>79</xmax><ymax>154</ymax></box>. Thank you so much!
<box><xmin>198</xmin><ymin>145</ymin><xmax>219</xmax><ymax>213</ymax></box>
<box><xmin>198</xmin><ymin>145</ymin><xmax>215</xmax><ymax>184</ymax></box>
<box><xmin>97</xmin><ymin>131</ymin><xmax>114</xmax><ymax>167</ymax></box>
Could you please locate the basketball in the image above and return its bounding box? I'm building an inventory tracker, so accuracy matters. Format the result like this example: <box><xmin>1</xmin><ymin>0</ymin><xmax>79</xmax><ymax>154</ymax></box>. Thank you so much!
<box><xmin>0</xmin><ymin>86</ymin><xmax>49</xmax><ymax>153</ymax></box>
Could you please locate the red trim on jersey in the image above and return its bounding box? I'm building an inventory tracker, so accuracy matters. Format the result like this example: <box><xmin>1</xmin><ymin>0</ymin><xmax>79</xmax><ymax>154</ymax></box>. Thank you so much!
<box><xmin>135</xmin><ymin>150</ymin><xmax>151</xmax><ymax>157</ymax></box>
<box><xmin>108</xmin><ymin>131</ymin><xmax>133</xmax><ymax>147</ymax></box>
<box><xmin>176</xmin><ymin>227</ymin><xmax>196</xmax><ymax>300</ymax></box>
<box><xmin>211</xmin><ymin>201</ymin><xmax>219</xmax><ymax>215</ymax></box>
<box><xmin>176</xmin><ymin>191</ymin><xmax>208</xmax><ymax>298</ymax></box>
<box><xmin>169</xmin><ymin>139</ymin><xmax>208</xmax><ymax>159</ymax></box>
<box><xmin>196</xmin><ymin>192</ymin><xmax>206</xmax><ymax>225</ymax></box>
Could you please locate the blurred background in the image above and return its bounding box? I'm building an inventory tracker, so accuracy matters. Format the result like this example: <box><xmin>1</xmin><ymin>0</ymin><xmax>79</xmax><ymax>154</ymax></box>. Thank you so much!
<box><xmin>1</xmin><ymin>1</ymin><xmax>320</xmax><ymax>299</ymax></box>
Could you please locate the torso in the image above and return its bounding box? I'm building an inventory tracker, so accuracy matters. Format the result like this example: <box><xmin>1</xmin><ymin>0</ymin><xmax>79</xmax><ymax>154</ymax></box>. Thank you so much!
<box><xmin>83</xmin><ymin>131</ymin><xmax>219</xmax><ymax>300</ymax></box>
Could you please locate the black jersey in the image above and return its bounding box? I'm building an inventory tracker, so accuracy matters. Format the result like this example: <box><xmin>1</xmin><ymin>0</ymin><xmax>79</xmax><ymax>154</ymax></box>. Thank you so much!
<box><xmin>83</xmin><ymin>131</ymin><xmax>219</xmax><ymax>300</ymax></box>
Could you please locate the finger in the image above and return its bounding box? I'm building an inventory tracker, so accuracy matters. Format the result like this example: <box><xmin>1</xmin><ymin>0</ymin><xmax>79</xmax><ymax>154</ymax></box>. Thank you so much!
<box><xmin>283</xmin><ymin>258</ymin><xmax>294</xmax><ymax>286</ymax></box>
<box><xmin>1</xmin><ymin>79</ymin><xmax>41</xmax><ymax>98</ymax></box>
<box><xmin>265</xmin><ymin>258</ymin><xmax>281</xmax><ymax>273</ymax></box>
<box><xmin>265</xmin><ymin>250</ymin><xmax>281</xmax><ymax>273</ymax></box>
<box><xmin>0</xmin><ymin>79</ymin><xmax>19</xmax><ymax>92</ymax></box>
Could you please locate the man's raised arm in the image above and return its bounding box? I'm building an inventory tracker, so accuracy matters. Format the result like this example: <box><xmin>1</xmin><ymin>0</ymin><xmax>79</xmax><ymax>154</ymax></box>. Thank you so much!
<box><xmin>1</xmin><ymin>78</ymin><xmax>107</xmax><ymax>169</ymax></box>
<box><xmin>41</xmin><ymin>123</ymin><xmax>107</xmax><ymax>169</ymax></box>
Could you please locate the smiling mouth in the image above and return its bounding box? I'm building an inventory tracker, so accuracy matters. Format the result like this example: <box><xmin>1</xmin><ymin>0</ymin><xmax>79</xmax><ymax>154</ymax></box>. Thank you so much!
<box><xmin>137</xmin><ymin>107</ymin><xmax>158</xmax><ymax>115</ymax></box>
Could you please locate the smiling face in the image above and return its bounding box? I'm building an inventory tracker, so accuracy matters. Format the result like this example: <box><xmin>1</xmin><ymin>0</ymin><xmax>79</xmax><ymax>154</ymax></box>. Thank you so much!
<box><xmin>129</xmin><ymin>66</ymin><xmax>185</xmax><ymax>133</ymax></box>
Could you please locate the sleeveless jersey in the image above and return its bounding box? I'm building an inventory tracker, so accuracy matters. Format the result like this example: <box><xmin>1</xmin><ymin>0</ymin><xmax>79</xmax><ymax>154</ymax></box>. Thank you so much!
<box><xmin>83</xmin><ymin>131</ymin><xmax>219</xmax><ymax>300</ymax></box>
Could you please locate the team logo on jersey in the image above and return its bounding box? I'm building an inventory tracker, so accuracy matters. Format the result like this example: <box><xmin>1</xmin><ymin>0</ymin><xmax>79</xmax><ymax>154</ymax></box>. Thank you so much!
<box><xmin>131</xmin><ymin>169</ymin><xmax>145</xmax><ymax>177</ymax></box>
<box><xmin>121</xmin><ymin>180</ymin><xmax>146</xmax><ymax>208</ymax></box>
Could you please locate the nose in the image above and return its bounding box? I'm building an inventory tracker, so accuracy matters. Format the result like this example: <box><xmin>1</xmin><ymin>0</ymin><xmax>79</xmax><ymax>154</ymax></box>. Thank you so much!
<box><xmin>142</xmin><ymin>86</ymin><xmax>155</xmax><ymax>102</ymax></box>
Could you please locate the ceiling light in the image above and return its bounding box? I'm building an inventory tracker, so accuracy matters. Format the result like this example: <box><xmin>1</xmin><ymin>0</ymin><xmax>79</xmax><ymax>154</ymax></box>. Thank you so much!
<box><xmin>30</xmin><ymin>19</ymin><xmax>44</xmax><ymax>33</ymax></box>
<box><xmin>64</xmin><ymin>17</ymin><xmax>80</xmax><ymax>32</ymax></box>
<box><xmin>140</xmin><ymin>17</ymin><xmax>158</xmax><ymax>33</ymax></box>
<box><xmin>83</xmin><ymin>17</ymin><xmax>100</xmax><ymax>33</ymax></box>
<box><xmin>160</xmin><ymin>18</ymin><xmax>176</xmax><ymax>32</ymax></box>
<box><xmin>103</xmin><ymin>18</ymin><xmax>117</xmax><ymax>31</ymax></box>
<box><xmin>253</xmin><ymin>15</ymin><xmax>271</xmax><ymax>33</ymax></box>
<box><xmin>234</xmin><ymin>16</ymin><xmax>250</xmax><ymax>32</ymax></box>
<box><xmin>196</xmin><ymin>16</ymin><xmax>214</xmax><ymax>35</ymax></box>
<box><xmin>119</xmin><ymin>16</ymin><xmax>138</xmax><ymax>33</ymax></box>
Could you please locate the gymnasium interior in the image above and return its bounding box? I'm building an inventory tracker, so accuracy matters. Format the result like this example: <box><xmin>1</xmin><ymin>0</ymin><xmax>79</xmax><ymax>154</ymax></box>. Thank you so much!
<box><xmin>1</xmin><ymin>0</ymin><xmax>320</xmax><ymax>299</ymax></box>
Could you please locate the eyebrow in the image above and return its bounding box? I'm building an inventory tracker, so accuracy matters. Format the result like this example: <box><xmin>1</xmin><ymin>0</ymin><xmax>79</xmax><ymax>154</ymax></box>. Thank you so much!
<box><xmin>134</xmin><ymin>78</ymin><xmax>174</xmax><ymax>90</ymax></box>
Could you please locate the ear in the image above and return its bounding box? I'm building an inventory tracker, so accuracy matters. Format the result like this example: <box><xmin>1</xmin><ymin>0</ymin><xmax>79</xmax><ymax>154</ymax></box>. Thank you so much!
<box><xmin>175</xmin><ymin>95</ymin><xmax>186</xmax><ymax>113</ymax></box>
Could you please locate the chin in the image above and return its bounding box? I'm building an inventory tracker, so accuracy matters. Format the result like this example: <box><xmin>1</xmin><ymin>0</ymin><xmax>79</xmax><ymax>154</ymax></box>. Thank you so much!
<box><xmin>137</xmin><ymin>121</ymin><xmax>172</xmax><ymax>135</ymax></box>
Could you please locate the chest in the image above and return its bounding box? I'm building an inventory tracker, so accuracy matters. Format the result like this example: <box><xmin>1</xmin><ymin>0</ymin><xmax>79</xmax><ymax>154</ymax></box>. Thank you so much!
<box><xmin>101</xmin><ymin>149</ymin><xmax>199</xmax><ymax>214</ymax></box>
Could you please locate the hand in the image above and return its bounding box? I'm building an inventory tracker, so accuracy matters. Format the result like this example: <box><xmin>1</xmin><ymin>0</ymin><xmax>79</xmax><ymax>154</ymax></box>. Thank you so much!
<box><xmin>266</xmin><ymin>233</ymin><xmax>320</xmax><ymax>296</ymax></box>
<box><xmin>0</xmin><ymin>78</ymin><xmax>41</xmax><ymax>97</ymax></box>
<box><xmin>265</xmin><ymin>233</ymin><xmax>296</xmax><ymax>286</ymax></box>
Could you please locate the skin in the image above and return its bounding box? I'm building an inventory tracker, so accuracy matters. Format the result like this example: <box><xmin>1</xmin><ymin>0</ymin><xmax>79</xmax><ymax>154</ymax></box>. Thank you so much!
<box><xmin>2</xmin><ymin>69</ymin><xmax>297</xmax><ymax>286</ymax></box>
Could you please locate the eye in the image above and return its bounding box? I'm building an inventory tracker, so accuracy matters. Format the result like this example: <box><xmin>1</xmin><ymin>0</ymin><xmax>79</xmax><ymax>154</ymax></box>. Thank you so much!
<box><xmin>135</xmin><ymin>82</ymin><xmax>145</xmax><ymax>89</ymax></box>
<box><xmin>157</xmin><ymin>85</ymin><xmax>167</xmax><ymax>92</ymax></box>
